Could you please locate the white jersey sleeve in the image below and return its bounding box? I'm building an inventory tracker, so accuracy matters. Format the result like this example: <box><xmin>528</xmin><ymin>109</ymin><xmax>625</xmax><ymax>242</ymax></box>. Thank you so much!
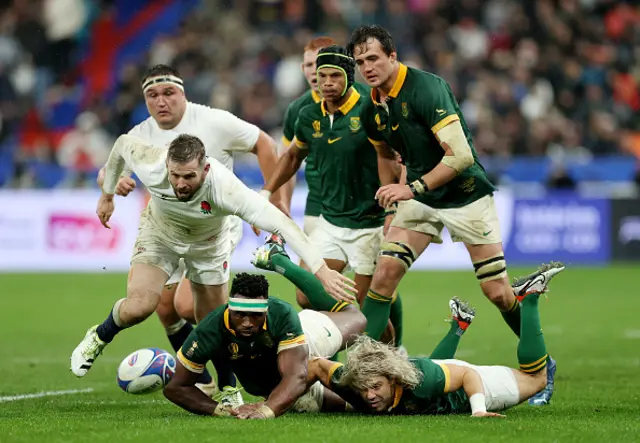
<box><xmin>207</xmin><ymin>161</ymin><xmax>324</xmax><ymax>273</ymax></box>
<box><xmin>211</xmin><ymin>109</ymin><xmax>260</xmax><ymax>153</ymax></box>
<box><xmin>102</xmin><ymin>135</ymin><xmax>165</xmax><ymax>194</ymax></box>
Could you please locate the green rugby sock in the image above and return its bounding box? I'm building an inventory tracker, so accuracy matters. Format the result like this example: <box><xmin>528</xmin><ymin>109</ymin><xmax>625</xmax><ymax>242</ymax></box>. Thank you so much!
<box><xmin>429</xmin><ymin>320</ymin><xmax>466</xmax><ymax>359</ymax></box>
<box><xmin>362</xmin><ymin>290</ymin><xmax>393</xmax><ymax>340</ymax></box>
<box><xmin>271</xmin><ymin>254</ymin><xmax>345</xmax><ymax>312</ymax></box>
<box><xmin>518</xmin><ymin>294</ymin><xmax>548</xmax><ymax>373</ymax></box>
<box><xmin>389</xmin><ymin>291</ymin><xmax>404</xmax><ymax>346</ymax></box>
<box><xmin>501</xmin><ymin>298</ymin><xmax>522</xmax><ymax>337</ymax></box>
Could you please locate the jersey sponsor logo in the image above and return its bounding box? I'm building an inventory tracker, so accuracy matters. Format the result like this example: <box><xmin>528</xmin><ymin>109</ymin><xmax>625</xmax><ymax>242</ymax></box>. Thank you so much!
<box><xmin>328</xmin><ymin>137</ymin><xmax>342</xmax><ymax>144</ymax></box>
<box><xmin>459</xmin><ymin>177</ymin><xmax>476</xmax><ymax>193</ymax></box>
<box><xmin>392</xmin><ymin>124</ymin><xmax>399</xmax><ymax>131</ymax></box>
<box><xmin>229</xmin><ymin>342</ymin><xmax>241</xmax><ymax>360</ymax></box>
<box><xmin>436</xmin><ymin>108</ymin><xmax>447</xmax><ymax>116</ymax></box>
<box><xmin>375</xmin><ymin>113</ymin><xmax>386</xmax><ymax>131</ymax></box>
<box><xmin>349</xmin><ymin>117</ymin><xmax>361</xmax><ymax>132</ymax></box>
<box><xmin>312</xmin><ymin>120</ymin><xmax>323</xmax><ymax>139</ymax></box>
<box><xmin>200</xmin><ymin>201</ymin><xmax>212</xmax><ymax>214</ymax></box>
<box><xmin>402</xmin><ymin>102</ymin><xmax>409</xmax><ymax>118</ymax></box>
<box><xmin>483</xmin><ymin>230</ymin><xmax>493</xmax><ymax>236</ymax></box>
<box><xmin>322</xmin><ymin>326</ymin><xmax>332</xmax><ymax>337</ymax></box>
<box><xmin>186</xmin><ymin>341</ymin><xmax>198</xmax><ymax>358</ymax></box>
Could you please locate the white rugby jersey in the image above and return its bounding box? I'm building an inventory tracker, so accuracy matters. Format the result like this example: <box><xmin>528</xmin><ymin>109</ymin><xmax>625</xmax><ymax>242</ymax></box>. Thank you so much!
<box><xmin>127</xmin><ymin>101</ymin><xmax>260</xmax><ymax>171</ymax></box>
<box><xmin>102</xmin><ymin>135</ymin><xmax>324</xmax><ymax>273</ymax></box>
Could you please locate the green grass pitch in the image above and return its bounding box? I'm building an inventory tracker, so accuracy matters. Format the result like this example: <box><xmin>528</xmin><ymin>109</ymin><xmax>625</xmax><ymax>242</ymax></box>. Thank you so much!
<box><xmin>1</xmin><ymin>266</ymin><xmax>639</xmax><ymax>442</ymax></box>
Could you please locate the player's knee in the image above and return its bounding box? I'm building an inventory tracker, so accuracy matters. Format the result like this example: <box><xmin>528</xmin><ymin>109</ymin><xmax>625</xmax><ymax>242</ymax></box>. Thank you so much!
<box><xmin>482</xmin><ymin>282</ymin><xmax>512</xmax><ymax>310</ymax></box>
<box><xmin>351</xmin><ymin>309</ymin><xmax>367</xmax><ymax>334</ymax></box>
<box><xmin>377</xmin><ymin>241</ymin><xmax>416</xmax><ymax>273</ymax></box>
<box><xmin>174</xmin><ymin>297</ymin><xmax>196</xmax><ymax>324</ymax></box>
<box><xmin>126</xmin><ymin>287</ymin><xmax>161</xmax><ymax>321</ymax></box>
<box><xmin>372</xmin><ymin>259</ymin><xmax>406</xmax><ymax>291</ymax></box>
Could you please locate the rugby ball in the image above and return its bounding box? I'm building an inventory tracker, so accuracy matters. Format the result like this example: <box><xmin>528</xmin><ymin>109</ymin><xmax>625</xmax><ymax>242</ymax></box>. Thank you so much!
<box><xmin>117</xmin><ymin>348</ymin><xmax>176</xmax><ymax>394</ymax></box>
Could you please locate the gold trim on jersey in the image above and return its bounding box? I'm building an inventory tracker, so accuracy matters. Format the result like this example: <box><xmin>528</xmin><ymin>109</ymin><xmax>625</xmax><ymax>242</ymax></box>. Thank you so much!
<box><xmin>282</xmin><ymin>136</ymin><xmax>291</xmax><ymax>146</ymax></box>
<box><xmin>371</xmin><ymin>63</ymin><xmax>408</xmax><ymax>104</ymax></box>
<box><xmin>277</xmin><ymin>334</ymin><xmax>307</xmax><ymax>353</ymax></box>
<box><xmin>431</xmin><ymin>114</ymin><xmax>460</xmax><ymax>134</ymax></box>
<box><xmin>390</xmin><ymin>385</ymin><xmax>404</xmax><ymax>410</ymax></box>
<box><xmin>321</xmin><ymin>88</ymin><xmax>361</xmax><ymax>117</ymax></box>
<box><xmin>438</xmin><ymin>363</ymin><xmax>451</xmax><ymax>392</ymax></box>
<box><xmin>177</xmin><ymin>349</ymin><xmax>205</xmax><ymax>373</ymax></box>
<box><xmin>326</xmin><ymin>362</ymin><xmax>344</xmax><ymax>386</ymax></box>
<box><xmin>311</xmin><ymin>89</ymin><xmax>322</xmax><ymax>103</ymax></box>
<box><xmin>368</xmin><ymin>137</ymin><xmax>384</xmax><ymax>147</ymax></box>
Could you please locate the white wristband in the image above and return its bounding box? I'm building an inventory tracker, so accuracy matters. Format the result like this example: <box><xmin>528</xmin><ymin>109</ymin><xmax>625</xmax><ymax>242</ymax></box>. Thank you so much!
<box><xmin>258</xmin><ymin>189</ymin><xmax>272</xmax><ymax>199</ymax></box>
<box><xmin>469</xmin><ymin>393</ymin><xmax>487</xmax><ymax>414</ymax></box>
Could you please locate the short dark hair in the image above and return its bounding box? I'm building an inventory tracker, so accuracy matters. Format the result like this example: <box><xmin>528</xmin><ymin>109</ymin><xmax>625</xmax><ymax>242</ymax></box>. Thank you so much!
<box><xmin>167</xmin><ymin>134</ymin><xmax>205</xmax><ymax>166</ymax></box>
<box><xmin>141</xmin><ymin>64</ymin><xmax>181</xmax><ymax>86</ymax></box>
<box><xmin>230</xmin><ymin>273</ymin><xmax>269</xmax><ymax>299</ymax></box>
<box><xmin>346</xmin><ymin>25</ymin><xmax>396</xmax><ymax>57</ymax></box>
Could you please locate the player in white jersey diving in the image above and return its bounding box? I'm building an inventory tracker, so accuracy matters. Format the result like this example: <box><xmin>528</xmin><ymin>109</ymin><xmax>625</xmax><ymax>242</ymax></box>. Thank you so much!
<box><xmin>73</xmin><ymin>134</ymin><xmax>355</xmax><ymax>385</ymax></box>
<box><xmin>97</xmin><ymin>64</ymin><xmax>286</xmax><ymax>394</ymax></box>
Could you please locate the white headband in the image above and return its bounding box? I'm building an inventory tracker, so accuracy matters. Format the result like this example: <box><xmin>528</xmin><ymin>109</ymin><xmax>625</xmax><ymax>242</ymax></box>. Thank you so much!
<box><xmin>142</xmin><ymin>75</ymin><xmax>184</xmax><ymax>93</ymax></box>
<box><xmin>228</xmin><ymin>297</ymin><xmax>268</xmax><ymax>313</ymax></box>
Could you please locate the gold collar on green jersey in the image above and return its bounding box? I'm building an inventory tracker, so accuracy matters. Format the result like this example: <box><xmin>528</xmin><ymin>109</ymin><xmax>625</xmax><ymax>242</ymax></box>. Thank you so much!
<box><xmin>311</xmin><ymin>89</ymin><xmax>322</xmax><ymax>103</ymax></box>
<box><xmin>388</xmin><ymin>384</ymin><xmax>404</xmax><ymax>411</ymax></box>
<box><xmin>371</xmin><ymin>63</ymin><xmax>408</xmax><ymax>105</ymax></box>
<box><xmin>321</xmin><ymin>87</ymin><xmax>360</xmax><ymax>117</ymax></box>
<box><xmin>223</xmin><ymin>308</ymin><xmax>268</xmax><ymax>336</ymax></box>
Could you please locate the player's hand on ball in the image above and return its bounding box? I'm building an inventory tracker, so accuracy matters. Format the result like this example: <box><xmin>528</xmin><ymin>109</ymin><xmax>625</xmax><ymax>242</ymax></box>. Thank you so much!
<box><xmin>115</xmin><ymin>177</ymin><xmax>136</xmax><ymax>196</ymax></box>
<box><xmin>472</xmin><ymin>411</ymin><xmax>506</xmax><ymax>418</ymax></box>
<box><xmin>315</xmin><ymin>265</ymin><xmax>356</xmax><ymax>303</ymax></box>
<box><xmin>96</xmin><ymin>194</ymin><xmax>115</xmax><ymax>229</ymax></box>
<box><xmin>375</xmin><ymin>184</ymin><xmax>414</xmax><ymax>208</ymax></box>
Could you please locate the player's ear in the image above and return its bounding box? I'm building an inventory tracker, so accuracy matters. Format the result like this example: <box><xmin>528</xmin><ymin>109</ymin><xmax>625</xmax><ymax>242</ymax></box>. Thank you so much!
<box><xmin>389</xmin><ymin>51</ymin><xmax>397</xmax><ymax>64</ymax></box>
<box><xmin>203</xmin><ymin>163</ymin><xmax>211</xmax><ymax>174</ymax></box>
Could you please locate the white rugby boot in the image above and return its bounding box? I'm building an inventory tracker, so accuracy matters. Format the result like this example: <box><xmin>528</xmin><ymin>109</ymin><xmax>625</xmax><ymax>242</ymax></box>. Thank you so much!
<box><xmin>70</xmin><ymin>325</ymin><xmax>107</xmax><ymax>377</ymax></box>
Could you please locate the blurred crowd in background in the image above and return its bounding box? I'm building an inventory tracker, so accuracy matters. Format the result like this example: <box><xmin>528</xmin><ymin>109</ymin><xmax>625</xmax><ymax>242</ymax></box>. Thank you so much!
<box><xmin>0</xmin><ymin>0</ymin><xmax>639</xmax><ymax>189</ymax></box>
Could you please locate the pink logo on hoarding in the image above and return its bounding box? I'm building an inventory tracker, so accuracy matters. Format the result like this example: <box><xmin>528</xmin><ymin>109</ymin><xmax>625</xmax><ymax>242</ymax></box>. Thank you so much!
<box><xmin>47</xmin><ymin>214</ymin><xmax>120</xmax><ymax>251</ymax></box>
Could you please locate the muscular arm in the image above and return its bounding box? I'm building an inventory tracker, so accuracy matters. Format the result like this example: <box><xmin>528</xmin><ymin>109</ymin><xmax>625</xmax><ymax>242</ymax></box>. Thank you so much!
<box><xmin>251</xmin><ymin>131</ymin><xmax>288</xmax><ymax>211</ymax></box>
<box><xmin>264</xmin><ymin>345</ymin><xmax>309</xmax><ymax>417</ymax></box>
<box><xmin>163</xmin><ymin>361</ymin><xmax>220</xmax><ymax>416</ymax></box>
<box><xmin>373</xmin><ymin>141</ymin><xmax>401</xmax><ymax>186</ymax></box>
<box><xmin>262</xmin><ymin>142</ymin><xmax>308</xmax><ymax>194</ymax></box>
<box><xmin>419</xmin><ymin>120</ymin><xmax>474</xmax><ymax>191</ymax></box>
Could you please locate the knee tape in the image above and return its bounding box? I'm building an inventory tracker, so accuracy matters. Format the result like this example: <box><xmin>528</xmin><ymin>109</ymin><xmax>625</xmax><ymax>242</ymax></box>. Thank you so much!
<box><xmin>378</xmin><ymin>241</ymin><xmax>416</xmax><ymax>269</ymax></box>
<box><xmin>473</xmin><ymin>254</ymin><xmax>507</xmax><ymax>283</ymax></box>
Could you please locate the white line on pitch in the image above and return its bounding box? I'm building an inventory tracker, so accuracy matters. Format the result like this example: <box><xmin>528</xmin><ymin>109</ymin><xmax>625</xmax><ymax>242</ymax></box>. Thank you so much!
<box><xmin>0</xmin><ymin>388</ymin><xmax>94</xmax><ymax>403</ymax></box>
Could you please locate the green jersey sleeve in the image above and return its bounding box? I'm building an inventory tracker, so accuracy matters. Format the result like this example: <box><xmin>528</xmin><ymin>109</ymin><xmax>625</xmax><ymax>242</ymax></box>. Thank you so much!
<box><xmin>177</xmin><ymin>317</ymin><xmax>221</xmax><ymax>374</ymax></box>
<box><xmin>414</xmin><ymin>75</ymin><xmax>460</xmax><ymax>134</ymax></box>
<box><xmin>282</xmin><ymin>101</ymin><xmax>298</xmax><ymax>145</ymax></box>
<box><xmin>411</xmin><ymin>358</ymin><xmax>450</xmax><ymax>398</ymax></box>
<box><xmin>293</xmin><ymin>105</ymin><xmax>314</xmax><ymax>148</ymax></box>
<box><xmin>360</xmin><ymin>99</ymin><xmax>385</xmax><ymax>146</ymax></box>
<box><xmin>272</xmin><ymin>302</ymin><xmax>306</xmax><ymax>353</ymax></box>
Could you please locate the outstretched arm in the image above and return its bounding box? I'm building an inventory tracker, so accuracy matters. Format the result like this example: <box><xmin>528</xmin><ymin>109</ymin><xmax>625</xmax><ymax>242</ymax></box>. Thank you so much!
<box><xmin>262</xmin><ymin>142</ymin><xmax>308</xmax><ymax>196</ymax></box>
<box><xmin>163</xmin><ymin>361</ymin><xmax>230</xmax><ymax>416</ymax></box>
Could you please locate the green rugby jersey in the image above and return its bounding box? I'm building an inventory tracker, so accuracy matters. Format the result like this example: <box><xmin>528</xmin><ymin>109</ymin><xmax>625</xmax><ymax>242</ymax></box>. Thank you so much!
<box><xmin>283</xmin><ymin>89</ymin><xmax>322</xmax><ymax>217</ymax></box>
<box><xmin>177</xmin><ymin>298</ymin><xmax>306</xmax><ymax>397</ymax></box>
<box><xmin>328</xmin><ymin>357</ymin><xmax>470</xmax><ymax>415</ymax></box>
<box><xmin>361</xmin><ymin>63</ymin><xmax>495</xmax><ymax>209</ymax></box>
<box><xmin>294</xmin><ymin>84</ymin><xmax>385</xmax><ymax>230</ymax></box>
